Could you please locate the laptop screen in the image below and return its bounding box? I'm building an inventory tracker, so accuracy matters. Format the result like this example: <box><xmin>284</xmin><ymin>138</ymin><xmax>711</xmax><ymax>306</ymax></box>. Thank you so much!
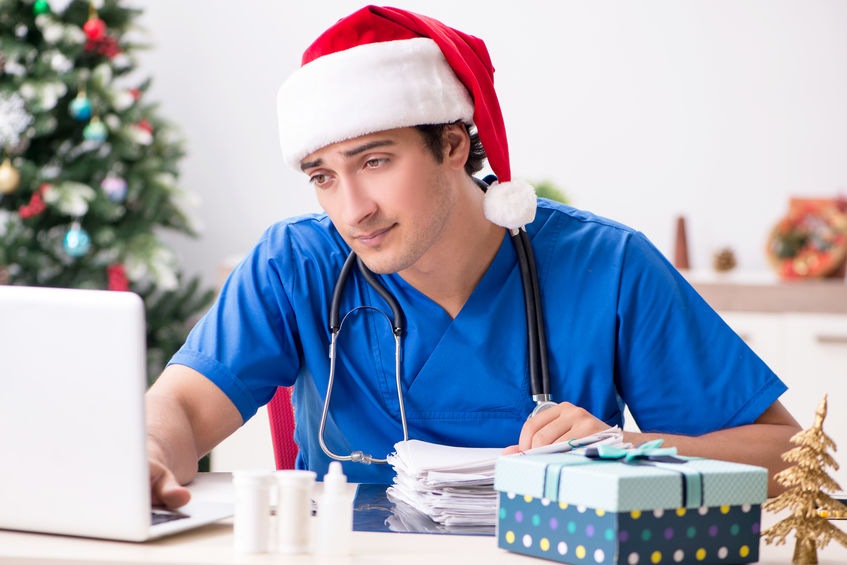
<box><xmin>0</xmin><ymin>286</ymin><xmax>152</xmax><ymax>540</ymax></box>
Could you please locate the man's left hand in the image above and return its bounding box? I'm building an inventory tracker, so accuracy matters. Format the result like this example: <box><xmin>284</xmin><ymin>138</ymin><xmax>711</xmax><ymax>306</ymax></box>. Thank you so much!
<box><xmin>503</xmin><ymin>401</ymin><xmax>609</xmax><ymax>454</ymax></box>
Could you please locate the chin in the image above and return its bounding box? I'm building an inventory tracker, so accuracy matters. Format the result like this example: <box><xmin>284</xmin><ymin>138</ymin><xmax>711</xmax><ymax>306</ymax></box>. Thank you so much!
<box><xmin>356</xmin><ymin>251</ymin><xmax>410</xmax><ymax>275</ymax></box>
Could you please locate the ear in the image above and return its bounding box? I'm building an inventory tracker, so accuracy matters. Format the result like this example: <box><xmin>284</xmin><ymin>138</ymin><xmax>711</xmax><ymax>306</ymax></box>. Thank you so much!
<box><xmin>443</xmin><ymin>123</ymin><xmax>470</xmax><ymax>171</ymax></box>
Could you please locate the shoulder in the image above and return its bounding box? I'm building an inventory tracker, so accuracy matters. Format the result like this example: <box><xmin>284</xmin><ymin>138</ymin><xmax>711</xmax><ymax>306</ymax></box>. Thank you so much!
<box><xmin>229</xmin><ymin>212</ymin><xmax>350</xmax><ymax>294</ymax></box>
<box><xmin>530</xmin><ymin>199</ymin><xmax>653</xmax><ymax>256</ymax></box>
<box><xmin>532</xmin><ymin>199</ymin><xmax>640</xmax><ymax>240</ymax></box>
<box><xmin>257</xmin><ymin>212</ymin><xmax>341</xmax><ymax>252</ymax></box>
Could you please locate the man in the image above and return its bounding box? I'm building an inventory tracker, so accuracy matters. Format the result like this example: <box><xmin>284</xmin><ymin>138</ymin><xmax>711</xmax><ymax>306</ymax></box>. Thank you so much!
<box><xmin>147</xmin><ymin>6</ymin><xmax>799</xmax><ymax>509</ymax></box>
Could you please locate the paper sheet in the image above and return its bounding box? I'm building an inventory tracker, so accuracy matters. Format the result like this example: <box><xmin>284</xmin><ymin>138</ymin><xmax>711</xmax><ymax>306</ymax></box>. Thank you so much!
<box><xmin>386</xmin><ymin>427</ymin><xmax>624</xmax><ymax>528</ymax></box>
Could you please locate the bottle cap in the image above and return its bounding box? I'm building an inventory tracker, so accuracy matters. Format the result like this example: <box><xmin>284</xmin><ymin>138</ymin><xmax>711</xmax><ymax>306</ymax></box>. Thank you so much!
<box><xmin>323</xmin><ymin>461</ymin><xmax>347</xmax><ymax>493</ymax></box>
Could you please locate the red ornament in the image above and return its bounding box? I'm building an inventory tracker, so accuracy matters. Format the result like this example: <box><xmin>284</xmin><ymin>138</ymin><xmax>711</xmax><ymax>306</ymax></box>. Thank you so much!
<box><xmin>83</xmin><ymin>17</ymin><xmax>106</xmax><ymax>40</ymax></box>
<box><xmin>18</xmin><ymin>183</ymin><xmax>49</xmax><ymax>219</ymax></box>
<box><xmin>129</xmin><ymin>89</ymin><xmax>141</xmax><ymax>100</ymax></box>
<box><xmin>106</xmin><ymin>263</ymin><xmax>130</xmax><ymax>292</ymax></box>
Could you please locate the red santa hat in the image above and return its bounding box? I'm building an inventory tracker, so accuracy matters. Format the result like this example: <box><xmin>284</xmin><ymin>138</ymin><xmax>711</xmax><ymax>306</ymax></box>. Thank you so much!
<box><xmin>276</xmin><ymin>5</ymin><xmax>536</xmax><ymax>230</ymax></box>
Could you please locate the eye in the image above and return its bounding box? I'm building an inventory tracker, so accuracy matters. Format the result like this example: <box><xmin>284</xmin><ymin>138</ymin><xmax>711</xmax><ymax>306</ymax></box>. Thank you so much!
<box><xmin>309</xmin><ymin>173</ymin><xmax>331</xmax><ymax>187</ymax></box>
<box><xmin>364</xmin><ymin>157</ymin><xmax>387</xmax><ymax>169</ymax></box>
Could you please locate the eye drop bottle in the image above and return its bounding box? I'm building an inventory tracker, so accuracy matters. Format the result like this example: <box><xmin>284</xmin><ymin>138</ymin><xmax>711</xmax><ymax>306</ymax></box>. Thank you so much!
<box><xmin>316</xmin><ymin>461</ymin><xmax>353</xmax><ymax>556</ymax></box>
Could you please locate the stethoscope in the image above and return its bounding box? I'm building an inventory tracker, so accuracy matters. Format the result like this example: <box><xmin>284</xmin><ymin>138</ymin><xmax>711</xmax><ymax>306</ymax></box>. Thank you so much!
<box><xmin>318</xmin><ymin>176</ymin><xmax>554</xmax><ymax>465</ymax></box>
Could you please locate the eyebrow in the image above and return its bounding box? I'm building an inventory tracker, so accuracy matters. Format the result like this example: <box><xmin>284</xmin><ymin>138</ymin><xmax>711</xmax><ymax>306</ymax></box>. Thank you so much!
<box><xmin>300</xmin><ymin>139</ymin><xmax>396</xmax><ymax>171</ymax></box>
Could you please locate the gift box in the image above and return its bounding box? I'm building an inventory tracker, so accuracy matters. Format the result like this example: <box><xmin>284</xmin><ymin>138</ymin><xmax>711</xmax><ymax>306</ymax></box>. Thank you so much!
<box><xmin>494</xmin><ymin>442</ymin><xmax>768</xmax><ymax>565</ymax></box>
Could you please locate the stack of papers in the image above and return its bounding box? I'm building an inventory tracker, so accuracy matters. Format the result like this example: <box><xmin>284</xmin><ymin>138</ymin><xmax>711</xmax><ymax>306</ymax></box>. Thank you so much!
<box><xmin>386</xmin><ymin>427</ymin><xmax>623</xmax><ymax>530</ymax></box>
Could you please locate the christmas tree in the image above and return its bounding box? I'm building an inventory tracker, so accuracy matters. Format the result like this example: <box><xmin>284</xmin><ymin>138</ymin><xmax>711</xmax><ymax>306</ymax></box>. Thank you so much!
<box><xmin>762</xmin><ymin>395</ymin><xmax>847</xmax><ymax>564</ymax></box>
<box><xmin>0</xmin><ymin>0</ymin><xmax>213</xmax><ymax>382</ymax></box>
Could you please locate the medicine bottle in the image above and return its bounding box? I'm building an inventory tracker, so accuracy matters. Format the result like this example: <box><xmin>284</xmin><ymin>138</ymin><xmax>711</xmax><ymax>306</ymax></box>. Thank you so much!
<box><xmin>232</xmin><ymin>469</ymin><xmax>274</xmax><ymax>553</ymax></box>
<box><xmin>276</xmin><ymin>469</ymin><xmax>317</xmax><ymax>554</ymax></box>
<box><xmin>316</xmin><ymin>461</ymin><xmax>353</xmax><ymax>556</ymax></box>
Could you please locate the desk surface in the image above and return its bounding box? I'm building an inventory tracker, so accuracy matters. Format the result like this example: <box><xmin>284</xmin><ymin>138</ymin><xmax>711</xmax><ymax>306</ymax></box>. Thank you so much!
<box><xmin>1</xmin><ymin>473</ymin><xmax>845</xmax><ymax>565</ymax></box>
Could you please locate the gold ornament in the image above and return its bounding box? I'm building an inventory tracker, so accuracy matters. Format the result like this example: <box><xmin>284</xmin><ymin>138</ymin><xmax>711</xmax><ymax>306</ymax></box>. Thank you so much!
<box><xmin>762</xmin><ymin>395</ymin><xmax>847</xmax><ymax>564</ymax></box>
<box><xmin>0</xmin><ymin>157</ymin><xmax>21</xmax><ymax>194</ymax></box>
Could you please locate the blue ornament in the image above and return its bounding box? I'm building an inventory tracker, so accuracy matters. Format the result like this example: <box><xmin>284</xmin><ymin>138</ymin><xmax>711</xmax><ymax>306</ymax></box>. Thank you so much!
<box><xmin>69</xmin><ymin>95</ymin><xmax>92</xmax><ymax>121</ymax></box>
<box><xmin>83</xmin><ymin>118</ymin><xmax>108</xmax><ymax>143</ymax></box>
<box><xmin>101</xmin><ymin>174</ymin><xmax>128</xmax><ymax>202</ymax></box>
<box><xmin>63</xmin><ymin>224</ymin><xmax>91</xmax><ymax>257</ymax></box>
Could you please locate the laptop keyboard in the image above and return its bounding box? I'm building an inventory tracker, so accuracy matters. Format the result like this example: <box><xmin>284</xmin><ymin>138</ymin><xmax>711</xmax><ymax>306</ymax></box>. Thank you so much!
<box><xmin>151</xmin><ymin>510</ymin><xmax>189</xmax><ymax>526</ymax></box>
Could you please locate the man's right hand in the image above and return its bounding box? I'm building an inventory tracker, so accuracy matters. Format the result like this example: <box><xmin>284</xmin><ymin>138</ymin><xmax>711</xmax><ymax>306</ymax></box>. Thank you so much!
<box><xmin>149</xmin><ymin>458</ymin><xmax>191</xmax><ymax>509</ymax></box>
<box><xmin>145</xmin><ymin>365</ymin><xmax>244</xmax><ymax>510</ymax></box>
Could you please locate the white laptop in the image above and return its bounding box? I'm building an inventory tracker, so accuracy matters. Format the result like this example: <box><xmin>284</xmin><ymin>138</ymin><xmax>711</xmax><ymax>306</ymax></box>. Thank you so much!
<box><xmin>0</xmin><ymin>285</ymin><xmax>232</xmax><ymax>541</ymax></box>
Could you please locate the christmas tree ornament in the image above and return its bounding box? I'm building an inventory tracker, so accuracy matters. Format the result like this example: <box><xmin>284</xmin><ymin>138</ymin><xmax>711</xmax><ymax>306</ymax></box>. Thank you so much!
<box><xmin>0</xmin><ymin>158</ymin><xmax>21</xmax><ymax>194</ymax></box>
<box><xmin>762</xmin><ymin>395</ymin><xmax>847</xmax><ymax>564</ymax></box>
<box><xmin>18</xmin><ymin>184</ymin><xmax>49</xmax><ymax>219</ymax></box>
<box><xmin>33</xmin><ymin>0</ymin><xmax>50</xmax><ymax>15</ymax></box>
<box><xmin>69</xmin><ymin>92</ymin><xmax>92</xmax><ymax>121</ymax></box>
<box><xmin>63</xmin><ymin>222</ymin><xmax>91</xmax><ymax>257</ymax></box>
<box><xmin>0</xmin><ymin>92</ymin><xmax>34</xmax><ymax>150</ymax></box>
<box><xmin>106</xmin><ymin>262</ymin><xmax>129</xmax><ymax>291</ymax></box>
<box><xmin>101</xmin><ymin>174</ymin><xmax>127</xmax><ymax>202</ymax></box>
<box><xmin>83</xmin><ymin>3</ymin><xmax>106</xmax><ymax>41</ymax></box>
<box><xmin>82</xmin><ymin>116</ymin><xmax>107</xmax><ymax>143</ymax></box>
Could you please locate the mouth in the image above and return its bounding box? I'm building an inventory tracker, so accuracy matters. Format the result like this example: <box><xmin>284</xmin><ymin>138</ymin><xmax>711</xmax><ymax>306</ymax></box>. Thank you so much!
<box><xmin>353</xmin><ymin>225</ymin><xmax>394</xmax><ymax>248</ymax></box>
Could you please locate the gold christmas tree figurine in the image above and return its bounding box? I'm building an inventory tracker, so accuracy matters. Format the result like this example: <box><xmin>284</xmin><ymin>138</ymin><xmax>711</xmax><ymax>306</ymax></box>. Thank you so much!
<box><xmin>762</xmin><ymin>395</ymin><xmax>847</xmax><ymax>564</ymax></box>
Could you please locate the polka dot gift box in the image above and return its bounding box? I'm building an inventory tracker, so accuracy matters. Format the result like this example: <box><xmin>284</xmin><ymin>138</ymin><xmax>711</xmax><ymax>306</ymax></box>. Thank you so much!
<box><xmin>494</xmin><ymin>442</ymin><xmax>767</xmax><ymax>565</ymax></box>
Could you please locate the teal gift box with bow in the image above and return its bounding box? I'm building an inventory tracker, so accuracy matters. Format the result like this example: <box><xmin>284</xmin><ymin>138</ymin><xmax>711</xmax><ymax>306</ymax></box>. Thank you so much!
<box><xmin>493</xmin><ymin>441</ymin><xmax>768</xmax><ymax>565</ymax></box>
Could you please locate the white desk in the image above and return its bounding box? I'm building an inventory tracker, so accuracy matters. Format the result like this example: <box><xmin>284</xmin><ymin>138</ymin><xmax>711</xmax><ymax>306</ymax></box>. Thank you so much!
<box><xmin>1</xmin><ymin>473</ymin><xmax>845</xmax><ymax>564</ymax></box>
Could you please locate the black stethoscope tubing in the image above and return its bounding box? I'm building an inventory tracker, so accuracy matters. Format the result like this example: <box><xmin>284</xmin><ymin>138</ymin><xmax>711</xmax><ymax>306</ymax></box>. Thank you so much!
<box><xmin>329</xmin><ymin>179</ymin><xmax>553</xmax><ymax>403</ymax></box>
<box><xmin>513</xmin><ymin>227</ymin><xmax>551</xmax><ymax>402</ymax></box>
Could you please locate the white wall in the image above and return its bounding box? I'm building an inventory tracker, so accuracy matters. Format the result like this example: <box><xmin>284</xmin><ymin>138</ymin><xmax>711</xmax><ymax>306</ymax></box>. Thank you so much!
<box><xmin>134</xmin><ymin>1</ymin><xmax>847</xmax><ymax>289</ymax></box>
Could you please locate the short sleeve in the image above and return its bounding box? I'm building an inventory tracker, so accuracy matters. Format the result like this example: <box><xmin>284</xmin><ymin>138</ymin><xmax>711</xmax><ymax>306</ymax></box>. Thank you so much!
<box><xmin>614</xmin><ymin>232</ymin><xmax>787</xmax><ymax>434</ymax></box>
<box><xmin>168</xmin><ymin>229</ymin><xmax>302</xmax><ymax>422</ymax></box>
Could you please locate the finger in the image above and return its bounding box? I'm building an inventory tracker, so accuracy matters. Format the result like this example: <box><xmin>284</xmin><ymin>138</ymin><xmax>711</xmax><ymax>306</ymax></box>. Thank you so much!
<box><xmin>529</xmin><ymin>418</ymin><xmax>576</xmax><ymax>449</ymax></box>
<box><xmin>150</xmin><ymin>462</ymin><xmax>191</xmax><ymax>509</ymax></box>
<box><xmin>518</xmin><ymin>402</ymin><xmax>575</xmax><ymax>450</ymax></box>
<box><xmin>502</xmin><ymin>444</ymin><xmax>522</xmax><ymax>455</ymax></box>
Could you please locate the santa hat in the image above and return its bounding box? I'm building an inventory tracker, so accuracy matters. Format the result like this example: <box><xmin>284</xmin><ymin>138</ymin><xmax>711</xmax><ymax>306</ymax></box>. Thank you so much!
<box><xmin>276</xmin><ymin>5</ymin><xmax>536</xmax><ymax>230</ymax></box>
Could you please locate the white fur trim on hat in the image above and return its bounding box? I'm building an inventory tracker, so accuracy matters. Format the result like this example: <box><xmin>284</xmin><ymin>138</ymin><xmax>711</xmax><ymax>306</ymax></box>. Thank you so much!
<box><xmin>483</xmin><ymin>180</ymin><xmax>537</xmax><ymax>229</ymax></box>
<box><xmin>277</xmin><ymin>37</ymin><xmax>474</xmax><ymax>168</ymax></box>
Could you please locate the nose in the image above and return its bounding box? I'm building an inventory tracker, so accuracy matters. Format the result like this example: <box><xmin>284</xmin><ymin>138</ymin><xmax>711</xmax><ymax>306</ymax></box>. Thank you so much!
<box><xmin>338</xmin><ymin>176</ymin><xmax>377</xmax><ymax>227</ymax></box>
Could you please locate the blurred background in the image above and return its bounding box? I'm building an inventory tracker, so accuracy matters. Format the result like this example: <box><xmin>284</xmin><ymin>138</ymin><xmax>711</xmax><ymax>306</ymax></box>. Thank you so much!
<box><xmin>134</xmin><ymin>0</ymin><xmax>847</xmax><ymax>290</ymax></box>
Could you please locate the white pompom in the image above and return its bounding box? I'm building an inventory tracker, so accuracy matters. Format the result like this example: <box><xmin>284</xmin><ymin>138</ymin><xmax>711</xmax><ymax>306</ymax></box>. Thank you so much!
<box><xmin>482</xmin><ymin>179</ymin><xmax>537</xmax><ymax>229</ymax></box>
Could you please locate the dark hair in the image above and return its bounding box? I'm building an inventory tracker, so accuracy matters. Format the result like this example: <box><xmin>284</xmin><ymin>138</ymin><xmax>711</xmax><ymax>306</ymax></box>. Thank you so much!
<box><xmin>415</xmin><ymin>122</ymin><xmax>487</xmax><ymax>176</ymax></box>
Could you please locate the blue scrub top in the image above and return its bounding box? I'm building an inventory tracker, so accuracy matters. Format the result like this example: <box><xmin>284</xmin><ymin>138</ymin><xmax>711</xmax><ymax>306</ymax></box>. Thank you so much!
<box><xmin>170</xmin><ymin>200</ymin><xmax>786</xmax><ymax>484</ymax></box>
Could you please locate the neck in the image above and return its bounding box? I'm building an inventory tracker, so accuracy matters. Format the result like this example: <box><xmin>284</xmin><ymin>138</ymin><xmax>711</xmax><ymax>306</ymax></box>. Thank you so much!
<box><xmin>398</xmin><ymin>177</ymin><xmax>504</xmax><ymax>318</ymax></box>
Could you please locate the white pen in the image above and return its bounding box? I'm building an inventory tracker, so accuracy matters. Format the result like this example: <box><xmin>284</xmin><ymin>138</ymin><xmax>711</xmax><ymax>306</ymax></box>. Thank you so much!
<box><xmin>514</xmin><ymin>427</ymin><xmax>624</xmax><ymax>456</ymax></box>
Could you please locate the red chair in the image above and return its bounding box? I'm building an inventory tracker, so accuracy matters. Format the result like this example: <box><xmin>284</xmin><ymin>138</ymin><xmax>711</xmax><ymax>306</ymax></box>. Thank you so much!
<box><xmin>267</xmin><ymin>386</ymin><xmax>298</xmax><ymax>469</ymax></box>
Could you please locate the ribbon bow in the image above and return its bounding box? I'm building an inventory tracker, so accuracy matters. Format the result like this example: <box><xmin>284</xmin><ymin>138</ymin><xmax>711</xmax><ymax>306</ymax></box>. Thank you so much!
<box><xmin>584</xmin><ymin>439</ymin><xmax>685</xmax><ymax>463</ymax></box>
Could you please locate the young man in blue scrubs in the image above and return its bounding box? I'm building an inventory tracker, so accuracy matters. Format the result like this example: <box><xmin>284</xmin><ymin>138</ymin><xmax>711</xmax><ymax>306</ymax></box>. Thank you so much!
<box><xmin>146</xmin><ymin>6</ymin><xmax>800</xmax><ymax>509</ymax></box>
